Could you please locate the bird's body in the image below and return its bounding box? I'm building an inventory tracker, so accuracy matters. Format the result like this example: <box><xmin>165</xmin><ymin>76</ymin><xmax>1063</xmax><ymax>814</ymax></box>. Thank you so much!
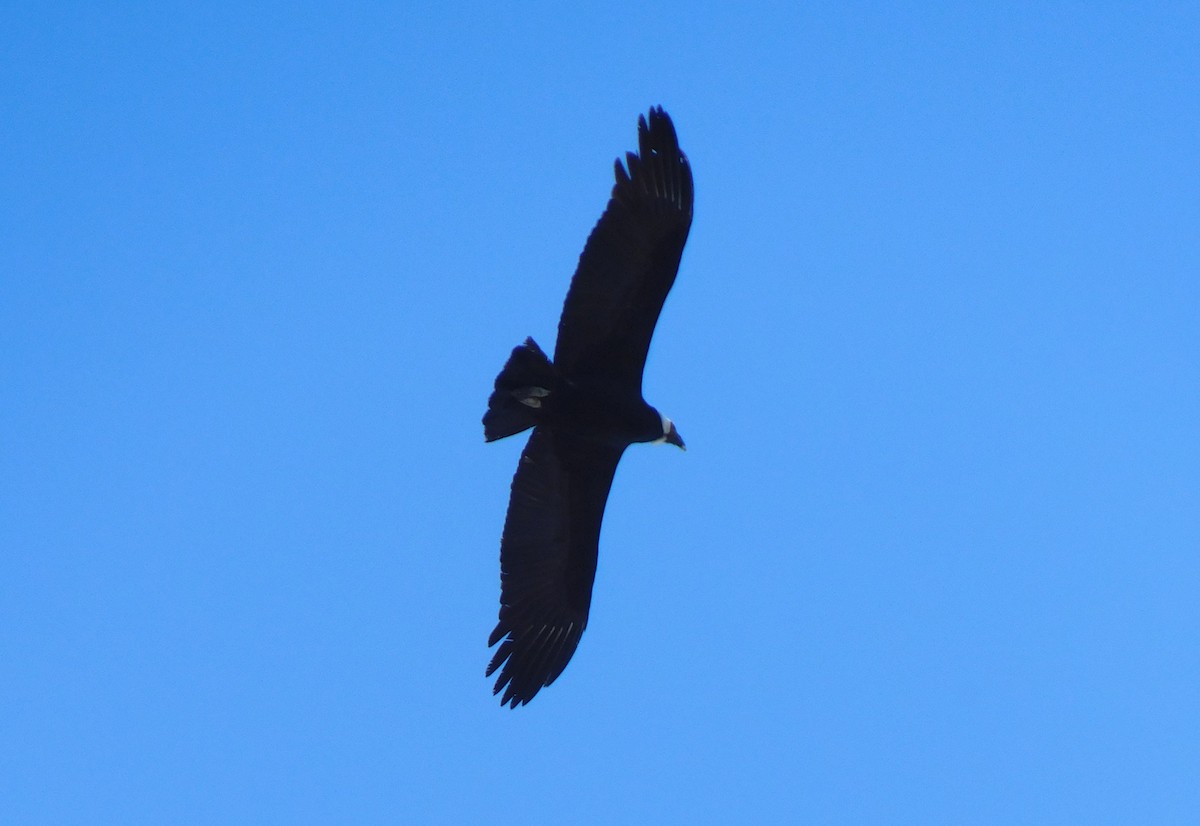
<box><xmin>483</xmin><ymin>107</ymin><xmax>693</xmax><ymax>707</ymax></box>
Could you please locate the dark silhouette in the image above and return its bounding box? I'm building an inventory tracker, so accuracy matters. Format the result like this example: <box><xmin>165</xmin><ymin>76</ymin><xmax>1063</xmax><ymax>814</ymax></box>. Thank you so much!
<box><xmin>482</xmin><ymin>107</ymin><xmax>693</xmax><ymax>707</ymax></box>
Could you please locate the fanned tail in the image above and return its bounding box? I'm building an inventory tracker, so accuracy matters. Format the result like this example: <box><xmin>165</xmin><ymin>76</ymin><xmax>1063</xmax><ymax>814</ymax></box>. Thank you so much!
<box><xmin>482</xmin><ymin>338</ymin><xmax>558</xmax><ymax>442</ymax></box>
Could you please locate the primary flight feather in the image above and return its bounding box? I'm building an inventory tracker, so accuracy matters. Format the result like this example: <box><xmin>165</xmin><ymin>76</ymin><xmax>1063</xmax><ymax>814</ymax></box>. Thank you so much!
<box><xmin>482</xmin><ymin>107</ymin><xmax>693</xmax><ymax>707</ymax></box>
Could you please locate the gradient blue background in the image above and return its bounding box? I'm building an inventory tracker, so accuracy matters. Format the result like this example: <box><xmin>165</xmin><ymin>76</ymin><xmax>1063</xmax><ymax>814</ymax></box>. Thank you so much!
<box><xmin>3</xmin><ymin>3</ymin><xmax>1198</xmax><ymax>822</ymax></box>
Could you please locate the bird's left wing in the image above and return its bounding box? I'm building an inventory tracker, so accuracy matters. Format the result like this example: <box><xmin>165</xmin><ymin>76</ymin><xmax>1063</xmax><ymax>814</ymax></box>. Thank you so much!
<box><xmin>487</xmin><ymin>427</ymin><xmax>625</xmax><ymax>707</ymax></box>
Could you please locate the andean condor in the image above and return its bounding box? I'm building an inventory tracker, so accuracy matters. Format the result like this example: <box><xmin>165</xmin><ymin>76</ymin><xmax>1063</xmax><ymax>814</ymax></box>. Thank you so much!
<box><xmin>482</xmin><ymin>107</ymin><xmax>693</xmax><ymax>707</ymax></box>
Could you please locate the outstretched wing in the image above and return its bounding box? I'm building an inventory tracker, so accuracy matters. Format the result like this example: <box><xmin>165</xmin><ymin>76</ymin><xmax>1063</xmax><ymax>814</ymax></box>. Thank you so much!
<box><xmin>553</xmin><ymin>107</ymin><xmax>694</xmax><ymax>392</ymax></box>
<box><xmin>487</xmin><ymin>427</ymin><xmax>625</xmax><ymax>707</ymax></box>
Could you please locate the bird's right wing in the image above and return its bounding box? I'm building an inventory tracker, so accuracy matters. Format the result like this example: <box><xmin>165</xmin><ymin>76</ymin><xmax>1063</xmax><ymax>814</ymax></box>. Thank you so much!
<box><xmin>487</xmin><ymin>427</ymin><xmax>625</xmax><ymax>707</ymax></box>
<box><xmin>553</xmin><ymin>107</ymin><xmax>693</xmax><ymax>393</ymax></box>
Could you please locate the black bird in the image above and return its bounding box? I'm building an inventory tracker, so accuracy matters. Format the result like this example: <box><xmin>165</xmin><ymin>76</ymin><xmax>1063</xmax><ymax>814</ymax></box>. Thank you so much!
<box><xmin>482</xmin><ymin>107</ymin><xmax>693</xmax><ymax>707</ymax></box>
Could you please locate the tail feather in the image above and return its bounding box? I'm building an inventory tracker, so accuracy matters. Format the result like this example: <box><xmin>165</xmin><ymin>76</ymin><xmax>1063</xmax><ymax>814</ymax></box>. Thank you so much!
<box><xmin>483</xmin><ymin>338</ymin><xmax>557</xmax><ymax>442</ymax></box>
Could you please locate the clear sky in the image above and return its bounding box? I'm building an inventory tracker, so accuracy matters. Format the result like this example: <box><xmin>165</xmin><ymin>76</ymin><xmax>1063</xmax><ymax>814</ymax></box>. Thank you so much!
<box><xmin>3</xmin><ymin>2</ymin><xmax>1198</xmax><ymax>822</ymax></box>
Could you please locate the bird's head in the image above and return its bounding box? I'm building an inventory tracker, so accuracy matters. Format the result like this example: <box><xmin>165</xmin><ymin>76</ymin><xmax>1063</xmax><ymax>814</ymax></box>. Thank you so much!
<box><xmin>652</xmin><ymin>412</ymin><xmax>686</xmax><ymax>451</ymax></box>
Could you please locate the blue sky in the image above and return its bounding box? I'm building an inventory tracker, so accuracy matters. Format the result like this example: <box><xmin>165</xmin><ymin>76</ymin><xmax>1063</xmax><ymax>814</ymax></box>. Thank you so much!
<box><xmin>3</xmin><ymin>2</ymin><xmax>1198</xmax><ymax>822</ymax></box>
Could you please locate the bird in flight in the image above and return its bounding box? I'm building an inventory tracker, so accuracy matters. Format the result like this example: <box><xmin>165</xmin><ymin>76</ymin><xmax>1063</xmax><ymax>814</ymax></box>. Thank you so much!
<box><xmin>482</xmin><ymin>107</ymin><xmax>694</xmax><ymax>707</ymax></box>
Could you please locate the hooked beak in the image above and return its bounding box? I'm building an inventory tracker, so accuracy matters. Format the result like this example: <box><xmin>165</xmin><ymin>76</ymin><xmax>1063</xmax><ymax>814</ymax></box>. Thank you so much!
<box><xmin>665</xmin><ymin>421</ymin><xmax>686</xmax><ymax>451</ymax></box>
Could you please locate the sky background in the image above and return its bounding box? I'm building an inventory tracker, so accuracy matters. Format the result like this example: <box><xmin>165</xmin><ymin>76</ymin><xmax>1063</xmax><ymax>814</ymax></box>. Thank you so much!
<box><xmin>3</xmin><ymin>2</ymin><xmax>1198</xmax><ymax>822</ymax></box>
